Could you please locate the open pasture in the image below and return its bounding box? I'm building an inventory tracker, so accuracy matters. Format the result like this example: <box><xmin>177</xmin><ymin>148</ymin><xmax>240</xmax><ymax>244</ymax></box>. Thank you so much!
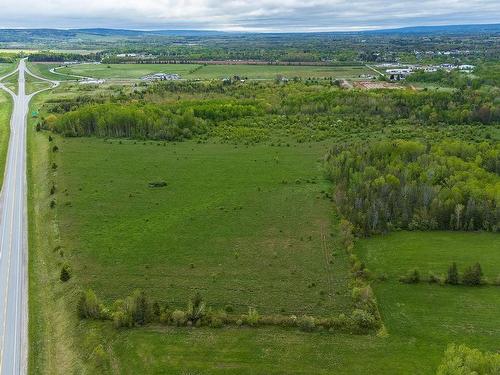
<box><xmin>54</xmin><ymin>63</ymin><xmax>371</xmax><ymax>81</ymax></box>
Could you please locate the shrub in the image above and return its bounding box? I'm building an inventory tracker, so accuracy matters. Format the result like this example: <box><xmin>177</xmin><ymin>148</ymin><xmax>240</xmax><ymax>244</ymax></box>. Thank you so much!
<box><xmin>351</xmin><ymin>309</ymin><xmax>377</xmax><ymax>331</ymax></box>
<box><xmin>493</xmin><ymin>275</ymin><xmax>500</xmax><ymax>286</ymax></box>
<box><xmin>446</xmin><ymin>262</ymin><xmax>459</xmax><ymax>285</ymax></box>
<box><xmin>399</xmin><ymin>269</ymin><xmax>420</xmax><ymax>284</ymax></box>
<box><xmin>428</xmin><ymin>272</ymin><xmax>442</xmax><ymax>284</ymax></box>
<box><xmin>59</xmin><ymin>264</ymin><xmax>71</xmax><ymax>282</ymax></box>
<box><xmin>186</xmin><ymin>292</ymin><xmax>206</xmax><ymax>323</ymax></box>
<box><xmin>171</xmin><ymin>310</ymin><xmax>187</xmax><ymax>326</ymax></box>
<box><xmin>298</xmin><ymin>315</ymin><xmax>316</xmax><ymax>332</ymax></box>
<box><xmin>148</xmin><ymin>181</ymin><xmax>167</xmax><ymax>188</ymax></box>
<box><xmin>77</xmin><ymin>290</ymin><xmax>102</xmax><ymax>319</ymax></box>
<box><xmin>462</xmin><ymin>263</ymin><xmax>483</xmax><ymax>286</ymax></box>
<box><xmin>244</xmin><ymin>307</ymin><xmax>260</xmax><ymax>327</ymax></box>
<box><xmin>437</xmin><ymin>344</ymin><xmax>500</xmax><ymax>375</ymax></box>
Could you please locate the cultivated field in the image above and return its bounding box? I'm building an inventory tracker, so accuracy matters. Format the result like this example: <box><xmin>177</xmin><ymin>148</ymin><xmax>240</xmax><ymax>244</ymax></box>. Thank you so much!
<box><xmin>53</xmin><ymin>63</ymin><xmax>371</xmax><ymax>80</ymax></box>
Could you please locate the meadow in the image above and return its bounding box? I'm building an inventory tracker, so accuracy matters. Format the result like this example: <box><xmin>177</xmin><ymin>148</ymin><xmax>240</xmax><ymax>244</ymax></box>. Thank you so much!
<box><xmin>1</xmin><ymin>70</ymin><xmax>19</xmax><ymax>94</ymax></box>
<box><xmin>53</xmin><ymin>63</ymin><xmax>371</xmax><ymax>80</ymax></box>
<box><xmin>25</xmin><ymin>74</ymin><xmax>500</xmax><ymax>374</ymax></box>
<box><xmin>0</xmin><ymin>90</ymin><xmax>11</xmax><ymax>187</ymax></box>
<box><xmin>25</xmin><ymin>73</ymin><xmax>52</xmax><ymax>95</ymax></box>
<box><xmin>0</xmin><ymin>62</ymin><xmax>15</xmax><ymax>77</ymax></box>
<box><xmin>357</xmin><ymin>231</ymin><xmax>500</xmax><ymax>357</ymax></box>
<box><xmin>27</xmin><ymin>62</ymin><xmax>75</xmax><ymax>81</ymax></box>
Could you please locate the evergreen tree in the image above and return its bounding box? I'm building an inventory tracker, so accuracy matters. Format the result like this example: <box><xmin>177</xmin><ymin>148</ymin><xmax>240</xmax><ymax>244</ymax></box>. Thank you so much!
<box><xmin>446</xmin><ymin>262</ymin><xmax>459</xmax><ymax>285</ymax></box>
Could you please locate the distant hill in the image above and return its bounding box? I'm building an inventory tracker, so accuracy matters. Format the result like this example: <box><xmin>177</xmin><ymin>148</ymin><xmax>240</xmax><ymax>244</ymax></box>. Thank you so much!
<box><xmin>0</xmin><ymin>23</ymin><xmax>499</xmax><ymax>41</ymax></box>
<box><xmin>362</xmin><ymin>23</ymin><xmax>500</xmax><ymax>35</ymax></box>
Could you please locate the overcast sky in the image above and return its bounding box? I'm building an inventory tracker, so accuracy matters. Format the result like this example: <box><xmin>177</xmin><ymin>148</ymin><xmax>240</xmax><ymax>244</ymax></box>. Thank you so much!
<box><xmin>0</xmin><ymin>0</ymin><xmax>499</xmax><ymax>31</ymax></box>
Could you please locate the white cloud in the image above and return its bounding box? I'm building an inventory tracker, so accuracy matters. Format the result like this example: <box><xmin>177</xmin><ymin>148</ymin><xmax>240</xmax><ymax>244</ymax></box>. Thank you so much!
<box><xmin>0</xmin><ymin>0</ymin><xmax>499</xmax><ymax>30</ymax></box>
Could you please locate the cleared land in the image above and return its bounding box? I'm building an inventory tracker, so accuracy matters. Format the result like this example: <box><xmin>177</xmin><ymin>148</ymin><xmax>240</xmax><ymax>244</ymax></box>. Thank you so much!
<box><xmin>54</xmin><ymin>63</ymin><xmax>371</xmax><ymax>80</ymax></box>
<box><xmin>41</xmin><ymin>137</ymin><xmax>352</xmax><ymax>315</ymax></box>
<box><xmin>357</xmin><ymin>232</ymin><xmax>500</xmax><ymax>360</ymax></box>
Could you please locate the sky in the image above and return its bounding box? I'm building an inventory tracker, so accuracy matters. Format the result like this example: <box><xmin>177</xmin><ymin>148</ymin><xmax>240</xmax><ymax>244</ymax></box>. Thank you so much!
<box><xmin>0</xmin><ymin>0</ymin><xmax>499</xmax><ymax>32</ymax></box>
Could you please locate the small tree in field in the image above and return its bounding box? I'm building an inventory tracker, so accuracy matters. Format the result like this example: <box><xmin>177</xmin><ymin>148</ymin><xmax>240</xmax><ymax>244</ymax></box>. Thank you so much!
<box><xmin>462</xmin><ymin>263</ymin><xmax>483</xmax><ymax>286</ymax></box>
<box><xmin>446</xmin><ymin>262</ymin><xmax>459</xmax><ymax>285</ymax></box>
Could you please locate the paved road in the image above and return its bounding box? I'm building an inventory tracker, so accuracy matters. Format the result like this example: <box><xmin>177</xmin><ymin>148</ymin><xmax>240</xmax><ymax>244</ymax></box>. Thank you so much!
<box><xmin>0</xmin><ymin>60</ymin><xmax>57</xmax><ymax>375</ymax></box>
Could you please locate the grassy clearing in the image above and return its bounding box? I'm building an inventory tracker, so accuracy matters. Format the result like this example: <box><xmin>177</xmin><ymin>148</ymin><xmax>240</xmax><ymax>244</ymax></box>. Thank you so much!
<box><xmin>50</xmin><ymin>138</ymin><xmax>351</xmax><ymax>315</ymax></box>
<box><xmin>0</xmin><ymin>62</ymin><xmax>16</xmax><ymax>77</ymax></box>
<box><xmin>27</xmin><ymin>63</ymin><xmax>76</xmax><ymax>81</ymax></box>
<box><xmin>1</xmin><ymin>70</ymin><xmax>18</xmax><ymax>94</ymax></box>
<box><xmin>356</xmin><ymin>231</ymin><xmax>500</xmax><ymax>279</ymax></box>
<box><xmin>28</xmin><ymin>93</ymin><xmax>84</xmax><ymax>375</ymax></box>
<box><xmin>25</xmin><ymin>73</ymin><xmax>52</xmax><ymax>95</ymax></box>
<box><xmin>75</xmin><ymin>321</ymin><xmax>438</xmax><ymax>374</ymax></box>
<box><xmin>56</xmin><ymin>63</ymin><xmax>371</xmax><ymax>80</ymax></box>
<box><xmin>0</xmin><ymin>90</ymin><xmax>12</xmax><ymax>187</ymax></box>
<box><xmin>357</xmin><ymin>231</ymin><xmax>500</xmax><ymax>357</ymax></box>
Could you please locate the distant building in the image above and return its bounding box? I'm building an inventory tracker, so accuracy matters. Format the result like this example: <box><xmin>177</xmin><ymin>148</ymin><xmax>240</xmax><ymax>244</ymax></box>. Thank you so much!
<box><xmin>141</xmin><ymin>73</ymin><xmax>181</xmax><ymax>81</ymax></box>
<box><xmin>459</xmin><ymin>64</ymin><xmax>475</xmax><ymax>73</ymax></box>
<box><xmin>79</xmin><ymin>79</ymin><xmax>105</xmax><ymax>85</ymax></box>
<box><xmin>386</xmin><ymin>68</ymin><xmax>412</xmax><ymax>81</ymax></box>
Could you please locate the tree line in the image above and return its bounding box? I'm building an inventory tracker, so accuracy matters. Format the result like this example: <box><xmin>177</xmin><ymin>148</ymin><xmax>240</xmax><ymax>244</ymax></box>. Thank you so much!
<box><xmin>325</xmin><ymin>140</ymin><xmax>500</xmax><ymax>235</ymax></box>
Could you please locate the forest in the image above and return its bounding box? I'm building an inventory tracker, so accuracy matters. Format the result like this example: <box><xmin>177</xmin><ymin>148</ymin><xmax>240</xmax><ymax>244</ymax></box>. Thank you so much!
<box><xmin>47</xmin><ymin>81</ymin><xmax>500</xmax><ymax>143</ymax></box>
<box><xmin>325</xmin><ymin>140</ymin><xmax>500</xmax><ymax>235</ymax></box>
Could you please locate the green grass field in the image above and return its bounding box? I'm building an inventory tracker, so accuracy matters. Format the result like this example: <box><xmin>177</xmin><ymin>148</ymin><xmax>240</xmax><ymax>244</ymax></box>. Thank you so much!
<box><xmin>357</xmin><ymin>231</ymin><xmax>500</xmax><ymax>355</ymax></box>
<box><xmin>0</xmin><ymin>70</ymin><xmax>19</xmax><ymax>94</ymax></box>
<box><xmin>25</xmin><ymin>73</ymin><xmax>52</xmax><ymax>95</ymax></box>
<box><xmin>0</xmin><ymin>62</ymin><xmax>16</xmax><ymax>77</ymax></box>
<box><xmin>48</xmin><ymin>138</ymin><xmax>352</xmax><ymax>315</ymax></box>
<box><xmin>54</xmin><ymin>63</ymin><xmax>370</xmax><ymax>81</ymax></box>
<box><xmin>0</xmin><ymin>90</ymin><xmax>11</xmax><ymax>187</ymax></box>
<box><xmin>27</xmin><ymin>62</ymin><xmax>79</xmax><ymax>81</ymax></box>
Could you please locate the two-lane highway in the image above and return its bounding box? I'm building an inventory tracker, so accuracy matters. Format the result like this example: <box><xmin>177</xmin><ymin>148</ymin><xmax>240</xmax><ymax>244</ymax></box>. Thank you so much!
<box><xmin>0</xmin><ymin>60</ymin><xmax>58</xmax><ymax>374</ymax></box>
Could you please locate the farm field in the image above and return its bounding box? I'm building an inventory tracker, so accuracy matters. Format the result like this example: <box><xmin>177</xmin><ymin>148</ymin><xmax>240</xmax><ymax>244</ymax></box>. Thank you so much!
<box><xmin>24</xmin><ymin>61</ymin><xmax>500</xmax><ymax>374</ymax></box>
<box><xmin>357</xmin><ymin>231</ymin><xmax>500</xmax><ymax>353</ymax></box>
<box><xmin>39</xmin><ymin>137</ymin><xmax>352</xmax><ymax>315</ymax></box>
<box><xmin>54</xmin><ymin>63</ymin><xmax>371</xmax><ymax>80</ymax></box>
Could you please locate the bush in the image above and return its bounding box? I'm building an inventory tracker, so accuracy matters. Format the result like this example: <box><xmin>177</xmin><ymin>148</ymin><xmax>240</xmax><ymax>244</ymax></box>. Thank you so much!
<box><xmin>399</xmin><ymin>269</ymin><xmax>420</xmax><ymax>284</ymax></box>
<box><xmin>493</xmin><ymin>275</ymin><xmax>500</xmax><ymax>286</ymax></box>
<box><xmin>298</xmin><ymin>315</ymin><xmax>316</xmax><ymax>332</ymax></box>
<box><xmin>244</xmin><ymin>307</ymin><xmax>260</xmax><ymax>327</ymax></box>
<box><xmin>59</xmin><ymin>264</ymin><xmax>71</xmax><ymax>282</ymax></box>
<box><xmin>351</xmin><ymin>309</ymin><xmax>377</xmax><ymax>330</ymax></box>
<box><xmin>445</xmin><ymin>262</ymin><xmax>459</xmax><ymax>285</ymax></box>
<box><xmin>171</xmin><ymin>310</ymin><xmax>187</xmax><ymax>326</ymax></box>
<box><xmin>148</xmin><ymin>181</ymin><xmax>167</xmax><ymax>188</ymax></box>
<box><xmin>428</xmin><ymin>272</ymin><xmax>442</xmax><ymax>284</ymax></box>
<box><xmin>77</xmin><ymin>290</ymin><xmax>102</xmax><ymax>319</ymax></box>
<box><xmin>462</xmin><ymin>263</ymin><xmax>483</xmax><ymax>286</ymax></box>
<box><xmin>437</xmin><ymin>344</ymin><xmax>500</xmax><ymax>375</ymax></box>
